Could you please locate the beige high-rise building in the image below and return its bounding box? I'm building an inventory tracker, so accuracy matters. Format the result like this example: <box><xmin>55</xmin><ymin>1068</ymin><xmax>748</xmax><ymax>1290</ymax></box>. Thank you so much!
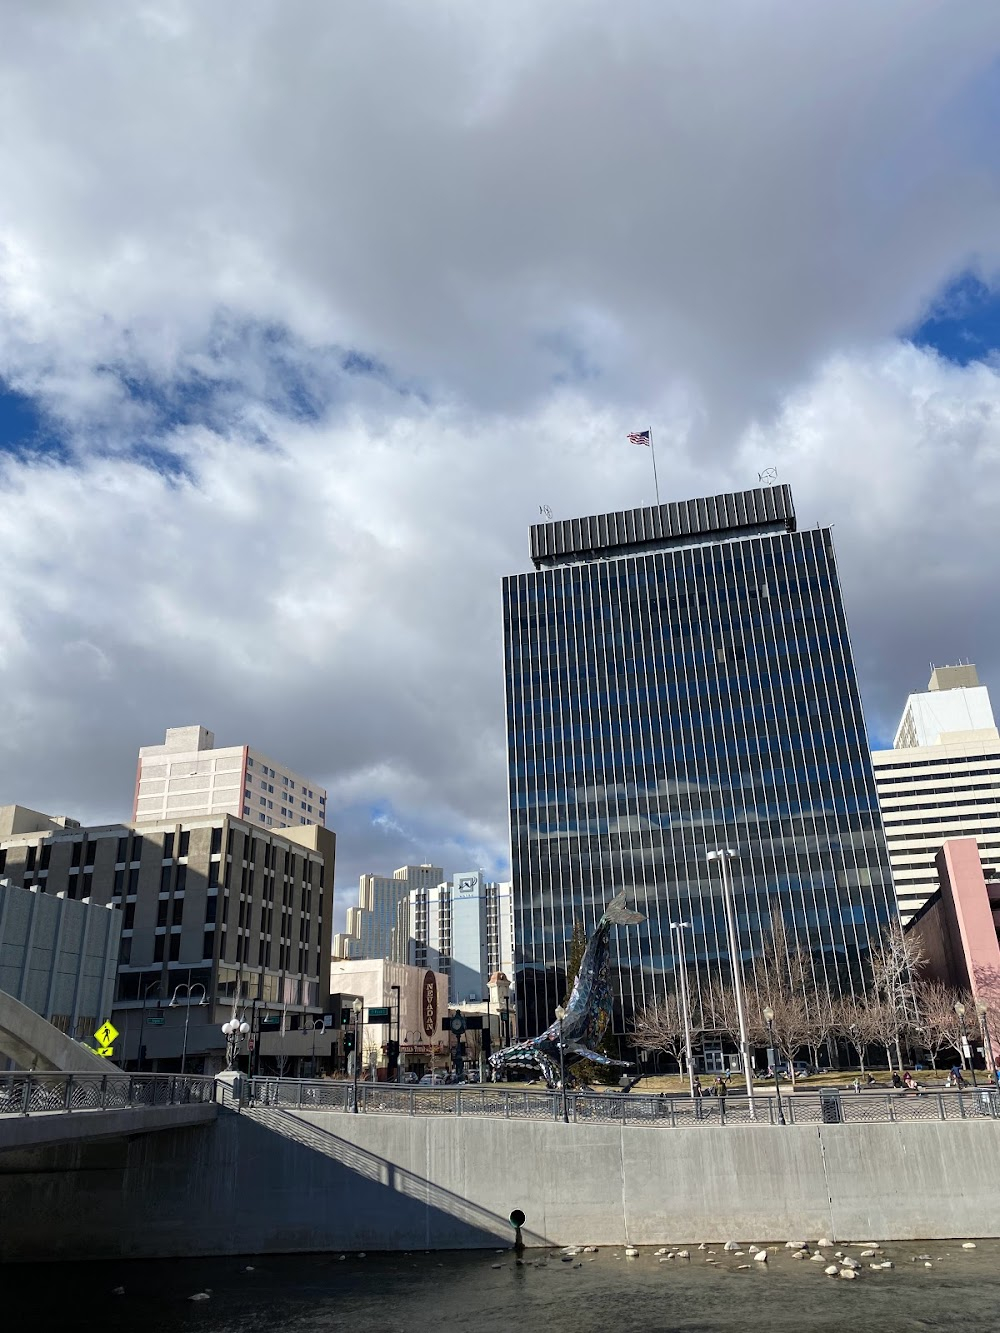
<box><xmin>134</xmin><ymin>725</ymin><xmax>327</xmax><ymax>833</ymax></box>
<box><xmin>345</xmin><ymin>864</ymin><xmax>443</xmax><ymax>961</ymax></box>
<box><xmin>873</xmin><ymin>664</ymin><xmax>1000</xmax><ymax>924</ymax></box>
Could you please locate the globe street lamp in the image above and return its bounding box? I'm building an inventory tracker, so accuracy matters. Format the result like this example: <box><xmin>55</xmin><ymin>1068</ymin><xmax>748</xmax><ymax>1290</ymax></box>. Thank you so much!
<box><xmin>955</xmin><ymin>1002</ymin><xmax>978</xmax><ymax>1087</ymax></box>
<box><xmin>975</xmin><ymin>1000</ymin><xmax>997</xmax><ymax>1086</ymax></box>
<box><xmin>762</xmin><ymin>1005</ymin><xmax>786</xmax><ymax>1125</ymax></box>
<box><xmin>221</xmin><ymin>1016</ymin><xmax>251</xmax><ymax>1070</ymax></box>
<box><xmin>352</xmin><ymin>998</ymin><xmax>363</xmax><ymax>1113</ymax></box>
<box><xmin>168</xmin><ymin>982</ymin><xmax>208</xmax><ymax>1075</ymax></box>
<box><xmin>554</xmin><ymin>1004</ymin><xmax>569</xmax><ymax>1123</ymax></box>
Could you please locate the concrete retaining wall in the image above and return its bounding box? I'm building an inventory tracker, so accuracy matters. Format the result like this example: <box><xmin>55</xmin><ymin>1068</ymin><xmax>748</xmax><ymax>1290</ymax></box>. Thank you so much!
<box><xmin>1</xmin><ymin>1107</ymin><xmax>998</xmax><ymax>1261</ymax></box>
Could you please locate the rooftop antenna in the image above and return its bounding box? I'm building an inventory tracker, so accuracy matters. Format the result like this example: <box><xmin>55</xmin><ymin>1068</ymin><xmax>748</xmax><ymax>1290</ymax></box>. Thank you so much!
<box><xmin>538</xmin><ymin>505</ymin><xmax>553</xmax><ymax>520</ymax></box>
<box><xmin>758</xmin><ymin>467</ymin><xmax>777</xmax><ymax>485</ymax></box>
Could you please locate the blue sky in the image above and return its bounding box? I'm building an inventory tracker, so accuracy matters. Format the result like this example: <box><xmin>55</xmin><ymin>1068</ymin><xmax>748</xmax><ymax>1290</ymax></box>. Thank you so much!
<box><xmin>910</xmin><ymin>272</ymin><xmax>1000</xmax><ymax>366</ymax></box>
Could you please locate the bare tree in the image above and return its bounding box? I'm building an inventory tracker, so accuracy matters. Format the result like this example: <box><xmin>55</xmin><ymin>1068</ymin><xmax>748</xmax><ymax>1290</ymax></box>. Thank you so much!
<box><xmin>833</xmin><ymin>995</ymin><xmax>881</xmax><ymax>1077</ymax></box>
<box><xmin>754</xmin><ymin>918</ymin><xmax>820</xmax><ymax>1089</ymax></box>
<box><xmin>913</xmin><ymin>980</ymin><xmax>963</xmax><ymax>1070</ymax></box>
<box><xmin>632</xmin><ymin>989</ymin><xmax>701</xmax><ymax>1073</ymax></box>
<box><xmin>867</xmin><ymin>923</ymin><xmax>926</xmax><ymax>1070</ymax></box>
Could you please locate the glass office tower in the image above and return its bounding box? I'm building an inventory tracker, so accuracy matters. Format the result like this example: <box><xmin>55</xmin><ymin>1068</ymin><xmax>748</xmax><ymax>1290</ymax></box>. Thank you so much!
<box><xmin>502</xmin><ymin>486</ymin><xmax>898</xmax><ymax>1039</ymax></box>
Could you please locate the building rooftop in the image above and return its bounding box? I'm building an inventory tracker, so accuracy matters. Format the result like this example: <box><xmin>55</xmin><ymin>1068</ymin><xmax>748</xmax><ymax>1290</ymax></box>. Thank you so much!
<box><xmin>528</xmin><ymin>485</ymin><xmax>796</xmax><ymax>569</ymax></box>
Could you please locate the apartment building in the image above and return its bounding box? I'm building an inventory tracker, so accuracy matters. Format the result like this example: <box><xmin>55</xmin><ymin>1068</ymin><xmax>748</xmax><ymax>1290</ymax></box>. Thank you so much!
<box><xmin>0</xmin><ymin>803</ymin><xmax>335</xmax><ymax>1073</ymax></box>
<box><xmin>873</xmin><ymin>665</ymin><xmax>1000</xmax><ymax>924</ymax></box>
<box><xmin>134</xmin><ymin>725</ymin><xmax>327</xmax><ymax>833</ymax></box>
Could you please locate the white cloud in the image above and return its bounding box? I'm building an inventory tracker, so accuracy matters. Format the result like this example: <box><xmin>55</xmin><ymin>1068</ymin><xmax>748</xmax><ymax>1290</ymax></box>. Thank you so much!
<box><xmin>1</xmin><ymin>4</ymin><xmax>1000</xmax><ymax>923</ymax></box>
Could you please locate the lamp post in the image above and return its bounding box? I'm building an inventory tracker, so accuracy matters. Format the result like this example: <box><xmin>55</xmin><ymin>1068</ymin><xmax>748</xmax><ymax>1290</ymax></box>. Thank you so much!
<box><xmin>391</xmin><ymin>982</ymin><xmax>401</xmax><ymax>1082</ymax></box>
<box><xmin>309</xmin><ymin>1020</ymin><xmax>325</xmax><ymax>1079</ymax></box>
<box><xmin>221</xmin><ymin>1015</ymin><xmax>251</xmax><ymax>1070</ymax></box>
<box><xmin>955</xmin><ymin>1002</ymin><xmax>978</xmax><ymax>1087</ymax></box>
<box><xmin>141</xmin><ymin>981</ymin><xmax>160</xmax><ymax>1071</ymax></box>
<box><xmin>975</xmin><ymin>1000</ymin><xmax>997</xmax><ymax>1086</ymax></box>
<box><xmin>763</xmin><ymin>1005</ymin><xmax>786</xmax><ymax>1125</ymax></box>
<box><xmin>351</xmin><ymin>998</ymin><xmax>363</xmax><ymax>1112</ymax></box>
<box><xmin>168</xmin><ymin>981</ymin><xmax>207</xmax><ymax>1074</ymax></box>
<box><xmin>554</xmin><ymin>1004</ymin><xmax>569</xmax><ymax>1123</ymax></box>
<box><xmin>707</xmin><ymin>848</ymin><xmax>756</xmax><ymax>1118</ymax></box>
<box><xmin>669</xmin><ymin>921</ymin><xmax>695</xmax><ymax>1099</ymax></box>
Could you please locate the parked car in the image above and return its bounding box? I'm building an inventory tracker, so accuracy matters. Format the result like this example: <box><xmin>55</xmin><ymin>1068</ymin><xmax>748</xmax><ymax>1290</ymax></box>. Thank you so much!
<box><xmin>417</xmin><ymin>1072</ymin><xmax>448</xmax><ymax>1086</ymax></box>
<box><xmin>775</xmin><ymin>1061</ymin><xmax>816</xmax><ymax>1078</ymax></box>
<box><xmin>401</xmin><ymin>1072</ymin><xmax>419</xmax><ymax>1084</ymax></box>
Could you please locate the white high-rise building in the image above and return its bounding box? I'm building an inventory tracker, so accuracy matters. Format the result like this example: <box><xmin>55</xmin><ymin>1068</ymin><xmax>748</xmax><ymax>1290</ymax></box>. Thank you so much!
<box><xmin>345</xmin><ymin>864</ymin><xmax>443</xmax><ymax>961</ymax></box>
<box><xmin>873</xmin><ymin>665</ymin><xmax>1000</xmax><ymax>924</ymax></box>
<box><xmin>134</xmin><ymin>725</ymin><xmax>327</xmax><ymax>833</ymax></box>
<box><xmin>397</xmin><ymin>871</ymin><xmax>514</xmax><ymax>1004</ymax></box>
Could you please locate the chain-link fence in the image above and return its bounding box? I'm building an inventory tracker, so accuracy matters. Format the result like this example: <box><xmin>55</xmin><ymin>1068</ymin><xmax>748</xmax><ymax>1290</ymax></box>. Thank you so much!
<box><xmin>242</xmin><ymin>1078</ymin><xmax>1000</xmax><ymax>1125</ymax></box>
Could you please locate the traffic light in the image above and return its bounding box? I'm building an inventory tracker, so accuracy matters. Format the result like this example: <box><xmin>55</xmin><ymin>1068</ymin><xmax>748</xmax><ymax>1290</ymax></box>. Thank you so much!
<box><xmin>343</xmin><ymin>1032</ymin><xmax>355</xmax><ymax>1055</ymax></box>
<box><xmin>386</xmin><ymin>1040</ymin><xmax>399</xmax><ymax>1061</ymax></box>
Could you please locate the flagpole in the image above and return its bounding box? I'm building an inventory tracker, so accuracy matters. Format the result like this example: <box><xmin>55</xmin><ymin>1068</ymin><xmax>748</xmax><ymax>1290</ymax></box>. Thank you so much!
<box><xmin>649</xmin><ymin>428</ymin><xmax>660</xmax><ymax>506</ymax></box>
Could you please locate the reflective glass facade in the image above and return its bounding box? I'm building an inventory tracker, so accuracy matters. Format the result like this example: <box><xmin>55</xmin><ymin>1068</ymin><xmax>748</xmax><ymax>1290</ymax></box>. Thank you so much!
<box><xmin>503</xmin><ymin>488</ymin><xmax>898</xmax><ymax>1037</ymax></box>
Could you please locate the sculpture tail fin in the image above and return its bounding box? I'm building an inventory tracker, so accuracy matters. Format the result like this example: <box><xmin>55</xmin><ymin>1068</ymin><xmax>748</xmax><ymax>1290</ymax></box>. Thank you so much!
<box><xmin>603</xmin><ymin>891</ymin><xmax>645</xmax><ymax>926</ymax></box>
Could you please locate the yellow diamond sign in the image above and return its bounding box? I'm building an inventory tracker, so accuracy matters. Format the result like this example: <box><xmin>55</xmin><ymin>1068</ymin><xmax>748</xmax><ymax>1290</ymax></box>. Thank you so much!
<box><xmin>96</xmin><ymin>1046</ymin><xmax>115</xmax><ymax>1058</ymax></box>
<box><xmin>94</xmin><ymin>1020</ymin><xmax>119</xmax><ymax>1048</ymax></box>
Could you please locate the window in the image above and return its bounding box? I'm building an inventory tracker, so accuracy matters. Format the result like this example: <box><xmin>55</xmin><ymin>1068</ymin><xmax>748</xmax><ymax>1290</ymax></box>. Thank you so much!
<box><xmin>210</xmin><ymin>827</ymin><xmax>222</xmax><ymax>855</ymax></box>
<box><xmin>116</xmin><ymin>837</ymin><xmax>128</xmax><ymax>861</ymax></box>
<box><xmin>247</xmin><ymin>757</ymin><xmax>254</xmax><ymax>768</ymax></box>
<box><xmin>160</xmin><ymin>866</ymin><xmax>172</xmax><ymax>892</ymax></box>
<box><xmin>245</xmin><ymin>789</ymin><xmax>251</xmax><ymax>800</ymax></box>
<box><xmin>267</xmin><ymin>800</ymin><xmax>273</xmax><ymax>810</ymax></box>
<box><xmin>244</xmin><ymin>805</ymin><xmax>251</xmax><ymax>816</ymax></box>
<box><xmin>259</xmin><ymin>814</ymin><xmax>266</xmax><ymax>824</ymax></box>
<box><xmin>268</xmin><ymin>784</ymin><xmax>274</xmax><ymax>794</ymax></box>
<box><xmin>282</xmin><ymin>776</ymin><xmax>288</xmax><ymax>786</ymax></box>
<box><xmin>163</xmin><ymin>831</ymin><xmax>174</xmax><ymax>859</ymax></box>
<box><xmin>84</xmin><ymin>841</ymin><xmax>96</xmax><ymax>867</ymax></box>
<box><xmin>205</xmin><ymin>895</ymin><xmax>218</xmax><ymax>924</ymax></box>
<box><xmin>119</xmin><ymin>936</ymin><xmax>131</xmax><ymax>965</ymax></box>
<box><xmin>179</xmin><ymin>830</ymin><xmax>190</xmax><ymax>857</ymax></box>
<box><xmin>169</xmin><ymin>934</ymin><xmax>180</xmax><ymax>962</ymax></box>
<box><xmin>132</xmin><ymin>835</ymin><xmax>144</xmax><ymax>862</ymax></box>
<box><xmin>171</xmin><ymin>897</ymin><xmax>184</xmax><ymax>927</ymax></box>
<box><xmin>208</xmin><ymin>861</ymin><xmax>219</xmax><ymax>887</ymax></box>
<box><xmin>260</xmin><ymin>796</ymin><xmax>266</xmax><ymax>806</ymax></box>
<box><xmin>40</xmin><ymin>844</ymin><xmax>51</xmax><ymax>870</ymax></box>
<box><xmin>128</xmin><ymin>867</ymin><xmax>140</xmax><ymax>894</ymax></box>
<box><xmin>114</xmin><ymin>869</ymin><xmax>124</xmax><ymax>894</ymax></box>
<box><xmin>157</xmin><ymin>898</ymin><xmax>169</xmax><ymax>927</ymax></box>
<box><xmin>175</xmin><ymin>865</ymin><xmax>187</xmax><ymax>893</ymax></box>
<box><xmin>70</xmin><ymin>842</ymin><xmax>81</xmax><ymax>868</ymax></box>
<box><xmin>261</xmin><ymin>779</ymin><xmax>268</xmax><ymax>790</ymax></box>
<box><xmin>123</xmin><ymin>902</ymin><xmax>136</xmax><ymax>930</ymax></box>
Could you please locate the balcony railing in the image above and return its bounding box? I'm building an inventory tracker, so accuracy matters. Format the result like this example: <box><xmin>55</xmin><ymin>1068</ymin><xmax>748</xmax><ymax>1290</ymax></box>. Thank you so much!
<box><xmin>0</xmin><ymin>1072</ymin><xmax>217</xmax><ymax>1115</ymax></box>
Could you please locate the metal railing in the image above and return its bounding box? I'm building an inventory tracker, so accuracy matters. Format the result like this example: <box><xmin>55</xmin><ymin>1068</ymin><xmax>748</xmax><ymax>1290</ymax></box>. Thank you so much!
<box><xmin>0</xmin><ymin>1071</ymin><xmax>217</xmax><ymax>1116</ymax></box>
<box><xmin>239</xmin><ymin>1078</ymin><xmax>1000</xmax><ymax>1126</ymax></box>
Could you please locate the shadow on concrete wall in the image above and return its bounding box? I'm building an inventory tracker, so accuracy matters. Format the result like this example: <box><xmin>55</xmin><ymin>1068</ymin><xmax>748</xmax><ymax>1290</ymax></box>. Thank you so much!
<box><xmin>227</xmin><ymin>1107</ymin><xmax>527</xmax><ymax>1253</ymax></box>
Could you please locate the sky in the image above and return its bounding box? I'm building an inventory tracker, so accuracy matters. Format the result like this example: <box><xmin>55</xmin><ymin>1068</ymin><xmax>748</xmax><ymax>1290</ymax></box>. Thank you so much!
<box><xmin>1</xmin><ymin>2</ymin><xmax>1000</xmax><ymax>931</ymax></box>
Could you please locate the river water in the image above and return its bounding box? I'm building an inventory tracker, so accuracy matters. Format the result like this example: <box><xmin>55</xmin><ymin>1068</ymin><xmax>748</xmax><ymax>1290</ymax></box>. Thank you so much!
<box><xmin>7</xmin><ymin>1241</ymin><xmax>999</xmax><ymax>1333</ymax></box>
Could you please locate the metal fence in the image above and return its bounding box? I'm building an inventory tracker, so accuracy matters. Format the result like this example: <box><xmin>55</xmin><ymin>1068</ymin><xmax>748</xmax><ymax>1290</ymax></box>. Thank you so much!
<box><xmin>0</xmin><ymin>1071</ymin><xmax>217</xmax><ymax>1116</ymax></box>
<box><xmin>241</xmin><ymin>1077</ymin><xmax>1000</xmax><ymax>1126</ymax></box>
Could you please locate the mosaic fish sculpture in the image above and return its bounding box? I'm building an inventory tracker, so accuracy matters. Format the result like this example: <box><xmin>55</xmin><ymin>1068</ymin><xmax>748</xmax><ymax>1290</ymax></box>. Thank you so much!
<box><xmin>489</xmin><ymin>891</ymin><xmax>645</xmax><ymax>1087</ymax></box>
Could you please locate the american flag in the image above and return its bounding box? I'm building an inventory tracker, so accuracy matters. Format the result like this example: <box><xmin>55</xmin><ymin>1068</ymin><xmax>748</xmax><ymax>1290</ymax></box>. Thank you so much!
<box><xmin>627</xmin><ymin>430</ymin><xmax>650</xmax><ymax>447</ymax></box>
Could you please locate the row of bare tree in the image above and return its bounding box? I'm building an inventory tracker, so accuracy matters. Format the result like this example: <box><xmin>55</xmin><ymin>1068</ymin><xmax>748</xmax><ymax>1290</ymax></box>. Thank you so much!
<box><xmin>632</xmin><ymin>921</ymin><xmax>999</xmax><ymax>1088</ymax></box>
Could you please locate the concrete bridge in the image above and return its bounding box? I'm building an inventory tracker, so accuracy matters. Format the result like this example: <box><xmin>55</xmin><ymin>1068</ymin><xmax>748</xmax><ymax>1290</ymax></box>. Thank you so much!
<box><xmin>0</xmin><ymin>990</ymin><xmax>112</xmax><ymax>1073</ymax></box>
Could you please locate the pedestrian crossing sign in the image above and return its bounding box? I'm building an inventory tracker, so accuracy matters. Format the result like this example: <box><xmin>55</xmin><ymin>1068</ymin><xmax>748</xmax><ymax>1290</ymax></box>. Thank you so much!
<box><xmin>94</xmin><ymin>1020</ymin><xmax>119</xmax><ymax>1048</ymax></box>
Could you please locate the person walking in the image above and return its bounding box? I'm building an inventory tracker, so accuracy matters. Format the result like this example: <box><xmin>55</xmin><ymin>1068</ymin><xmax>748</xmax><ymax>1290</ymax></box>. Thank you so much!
<box><xmin>715</xmin><ymin>1076</ymin><xmax>727</xmax><ymax>1122</ymax></box>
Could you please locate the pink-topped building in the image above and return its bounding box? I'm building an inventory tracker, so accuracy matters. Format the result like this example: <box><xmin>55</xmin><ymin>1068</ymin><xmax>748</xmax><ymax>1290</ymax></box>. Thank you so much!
<box><xmin>908</xmin><ymin>836</ymin><xmax>1000</xmax><ymax>1063</ymax></box>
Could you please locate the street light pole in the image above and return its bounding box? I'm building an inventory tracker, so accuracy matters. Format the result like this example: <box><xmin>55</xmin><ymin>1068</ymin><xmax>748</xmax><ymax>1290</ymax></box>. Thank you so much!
<box><xmin>763</xmin><ymin>1006</ymin><xmax>786</xmax><ymax>1124</ymax></box>
<box><xmin>352</xmin><ymin>998</ymin><xmax>363</xmax><ymax>1112</ymax></box>
<box><xmin>141</xmin><ymin>982</ymin><xmax>160</xmax><ymax>1071</ymax></box>
<box><xmin>168</xmin><ymin>982</ymin><xmax>208</xmax><ymax>1075</ymax></box>
<box><xmin>554</xmin><ymin>1004</ymin><xmax>569</xmax><ymax>1123</ymax></box>
<box><xmin>955</xmin><ymin>1001</ymin><xmax>978</xmax><ymax>1087</ymax></box>
<box><xmin>976</xmin><ymin>1000</ymin><xmax>997</xmax><ymax>1086</ymax></box>
<box><xmin>309</xmin><ymin>1020</ymin><xmax>325</xmax><ymax>1078</ymax></box>
<box><xmin>669</xmin><ymin>921</ymin><xmax>695</xmax><ymax>1098</ymax></box>
<box><xmin>708</xmin><ymin>848</ymin><xmax>756</xmax><ymax>1118</ymax></box>
<box><xmin>391</xmin><ymin>983</ymin><xmax>401</xmax><ymax>1082</ymax></box>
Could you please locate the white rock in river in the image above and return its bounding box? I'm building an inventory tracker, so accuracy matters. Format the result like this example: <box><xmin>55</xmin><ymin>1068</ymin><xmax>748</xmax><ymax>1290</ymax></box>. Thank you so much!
<box><xmin>785</xmin><ymin>1241</ymin><xmax>807</xmax><ymax>1250</ymax></box>
<box><xmin>738</xmin><ymin>1264</ymin><xmax>751</xmax><ymax>1270</ymax></box>
<box><xmin>839</xmin><ymin>1269</ymin><xmax>858</xmax><ymax>1281</ymax></box>
<box><xmin>860</xmin><ymin>1249</ymin><xmax>876</xmax><ymax>1257</ymax></box>
<box><xmin>841</xmin><ymin>1257</ymin><xmax>861</xmax><ymax>1271</ymax></box>
<box><xmin>880</xmin><ymin>1262</ymin><xmax>893</xmax><ymax>1269</ymax></box>
<box><xmin>817</xmin><ymin>1238</ymin><xmax>832</xmax><ymax>1248</ymax></box>
<box><xmin>825</xmin><ymin>1265</ymin><xmax>840</xmax><ymax>1276</ymax></box>
<box><xmin>724</xmin><ymin>1241</ymin><xmax>740</xmax><ymax>1252</ymax></box>
<box><xmin>962</xmin><ymin>1242</ymin><xmax>977</xmax><ymax>1249</ymax></box>
<box><xmin>676</xmin><ymin>1250</ymin><xmax>690</xmax><ymax>1259</ymax></box>
<box><xmin>925</xmin><ymin>1262</ymin><xmax>933</xmax><ymax>1268</ymax></box>
<box><xmin>792</xmin><ymin>1251</ymin><xmax>807</xmax><ymax>1260</ymax></box>
<box><xmin>810</xmin><ymin>1253</ymin><xmax>825</xmax><ymax>1262</ymax></box>
<box><xmin>753</xmin><ymin>1250</ymin><xmax>768</xmax><ymax>1264</ymax></box>
<box><xmin>625</xmin><ymin>1247</ymin><xmax>639</xmax><ymax>1258</ymax></box>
